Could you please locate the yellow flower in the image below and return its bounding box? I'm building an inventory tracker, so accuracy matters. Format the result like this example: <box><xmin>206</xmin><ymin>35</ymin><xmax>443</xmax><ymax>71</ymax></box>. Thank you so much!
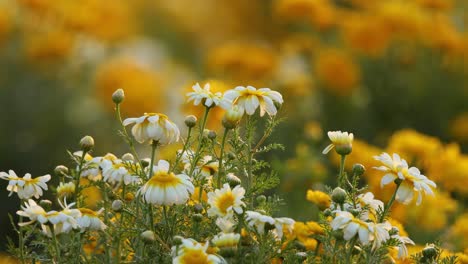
<box><xmin>139</xmin><ymin>160</ymin><xmax>194</xmax><ymax>205</ymax></box>
<box><xmin>306</xmin><ymin>190</ymin><xmax>331</xmax><ymax>210</ymax></box>
<box><xmin>377</xmin><ymin>1</ymin><xmax>428</xmax><ymax>38</ymax></box>
<box><xmin>450</xmin><ymin>213</ymin><xmax>468</xmax><ymax>249</ymax></box>
<box><xmin>173</xmin><ymin>238</ymin><xmax>223</xmax><ymax>264</ymax></box>
<box><xmin>314</xmin><ymin>49</ymin><xmax>360</xmax><ymax>96</ymax></box>
<box><xmin>304</xmin><ymin>121</ymin><xmax>323</xmax><ymax>141</ymax></box>
<box><xmin>415</xmin><ymin>0</ymin><xmax>453</xmax><ymax>11</ymax></box>
<box><xmin>24</xmin><ymin>29</ymin><xmax>75</xmax><ymax>64</ymax></box>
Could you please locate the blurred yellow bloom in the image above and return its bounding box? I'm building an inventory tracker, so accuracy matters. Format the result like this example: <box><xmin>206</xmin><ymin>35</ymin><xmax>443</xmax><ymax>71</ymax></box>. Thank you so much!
<box><xmin>191</xmin><ymin>187</ymin><xmax>208</xmax><ymax>203</ymax></box>
<box><xmin>450</xmin><ymin>213</ymin><xmax>468</xmax><ymax>249</ymax></box>
<box><xmin>387</xmin><ymin>129</ymin><xmax>442</xmax><ymax>169</ymax></box>
<box><xmin>274</xmin><ymin>0</ymin><xmax>336</xmax><ymax>30</ymax></box>
<box><xmin>450</xmin><ymin>112</ymin><xmax>468</xmax><ymax>142</ymax></box>
<box><xmin>377</xmin><ymin>1</ymin><xmax>428</xmax><ymax>39</ymax></box>
<box><xmin>340</xmin><ymin>13</ymin><xmax>391</xmax><ymax>57</ymax></box>
<box><xmin>416</xmin><ymin>0</ymin><xmax>453</xmax><ymax>11</ymax></box>
<box><xmin>207</xmin><ymin>42</ymin><xmax>277</xmax><ymax>83</ymax></box>
<box><xmin>306</xmin><ymin>189</ymin><xmax>331</xmax><ymax>210</ymax></box>
<box><xmin>95</xmin><ymin>56</ymin><xmax>166</xmax><ymax>116</ymax></box>
<box><xmin>80</xmin><ymin>178</ymin><xmax>102</xmax><ymax>209</ymax></box>
<box><xmin>0</xmin><ymin>5</ymin><xmax>12</xmax><ymax>44</ymax></box>
<box><xmin>24</xmin><ymin>30</ymin><xmax>75</xmax><ymax>64</ymax></box>
<box><xmin>304</xmin><ymin>121</ymin><xmax>323</xmax><ymax>141</ymax></box>
<box><xmin>314</xmin><ymin>48</ymin><xmax>360</xmax><ymax>96</ymax></box>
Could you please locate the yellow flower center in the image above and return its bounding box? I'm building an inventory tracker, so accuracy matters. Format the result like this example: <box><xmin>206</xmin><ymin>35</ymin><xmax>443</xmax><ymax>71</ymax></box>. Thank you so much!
<box><xmin>148</xmin><ymin>171</ymin><xmax>181</xmax><ymax>188</ymax></box>
<box><xmin>216</xmin><ymin>192</ymin><xmax>235</xmax><ymax>214</ymax></box>
<box><xmin>79</xmin><ymin>208</ymin><xmax>98</xmax><ymax>216</ymax></box>
<box><xmin>180</xmin><ymin>249</ymin><xmax>210</xmax><ymax>264</ymax></box>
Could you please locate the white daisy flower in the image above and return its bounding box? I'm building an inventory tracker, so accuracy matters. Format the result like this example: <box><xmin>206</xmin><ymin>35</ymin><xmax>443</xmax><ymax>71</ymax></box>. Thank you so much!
<box><xmin>16</xmin><ymin>199</ymin><xmax>48</xmax><ymax>226</ymax></box>
<box><xmin>331</xmin><ymin>211</ymin><xmax>372</xmax><ymax>244</ymax></box>
<box><xmin>223</xmin><ymin>86</ymin><xmax>283</xmax><ymax>116</ymax></box>
<box><xmin>392</xmin><ymin>234</ymin><xmax>414</xmax><ymax>259</ymax></box>
<box><xmin>367</xmin><ymin>222</ymin><xmax>391</xmax><ymax>249</ymax></box>
<box><xmin>172</xmin><ymin>238</ymin><xmax>224</xmax><ymax>264</ymax></box>
<box><xmin>123</xmin><ymin>113</ymin><xmax>180</xmax><ymax>144</ymax></box>
<box><xmin>322</xmin><ymin>131</ymin><xmax>354</xmax><ymax>155</ymax></box>
<box><xmin>139</xmin><ymin>160</ymin><xmax>194</xmax><ymax>205</ymax></box>
<box><xmin>273</xmin><ymin>217</ymin><xmax>295</xmax><ymax>239</ymax></box>
<box><xmin>43</xmin><ymin>200</ymin><xmax>81</xmax><ymax>236</ymax></box>
<box><xmin>101</xmin><ymin>158</ymin><xmax>140</xmax><ymax>186</ymax></box>
<box><xmin>77</xmin><ymin>208</ymin><xmax>107</xmax><ymax>231</ymax></box>
<box><xmin>374</xmin><ymin>152</ymin><xmax>436</xmax><ymax>205</ymax></box>
<box><xmin>207</xmin><ymin>184</ymin><xmax>246</xmax><ymax>218</ymax></box>
<box><xmin>245</xmin><ymin>211</ymin><xmax>275</xmax><ymax>235</ymax></box>
<box><xmin>186</xmin><ymin>82</ymin><xmax>232</xmax><ymax>109</ymax></box>
<box><xmin>0</xmin><ymin>170</ymin><xmax>51</xmax><ymax>199</ymax></box>
<box><xmin>357</xmin><ymin>192</ymin><xmax>384</xmax><ymax>218</ymax></box>
<box><xmin>215</xmin><ymin>217</ymin><xmax>237</xmax><ymax>233</ymax></box>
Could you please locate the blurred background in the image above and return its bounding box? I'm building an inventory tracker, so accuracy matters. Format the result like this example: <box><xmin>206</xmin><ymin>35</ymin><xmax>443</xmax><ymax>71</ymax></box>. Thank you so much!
<box><xmin>0</xmin><ymin>0</ymin><xmax>467</xmax><ymax>256</ymax></box>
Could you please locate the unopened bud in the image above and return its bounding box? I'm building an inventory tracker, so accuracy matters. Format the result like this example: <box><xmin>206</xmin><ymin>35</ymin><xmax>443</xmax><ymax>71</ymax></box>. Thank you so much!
<box><xmin>422</xmin><ymin>245</ymin><xmax>437</xmax><ymax>260</ymax></box>
<box><xmin>184</xmin><ymin>115</ymin><xmax>197</xmax><ymax>128</ymax></box>
<box><xmin>141</xmin><ymin>230</ymin><xmax>155</xmax><ymax>243</ymax></box>
<box><xmin>192</xmin><ymin>213</ymin><xmax>203</xmax><ymax>222</ymax></box>
<box><xmin>256</xmin><ymin>195</ymin><xmax>267</xmax><ymax>204</ymax></box>
<box><xmin>112</xmin><ymin>89</ymin><xmax>125</xmax><ymax>104</ymax></box>
<box><xmin>193</xmin><ymin>203</ymin><xmax>204</xmax><ymax>213</ymax></box>
<box><xmin>54</xmin><ymin>165</ymin><xmax>69</xmax><ymax>177</ymax></box>
<box><xmin>336</xmin><ymin>144</ymin><xmax>352</xmax><ymax>155</ymax></box>
<box><xmin>121</xmin><ymin>153</ymin><xmax>134</xmax><ymax>162</ymax></box>
<box><xmin>227</xmin><ymin>173</ymin><xmax>241</xmax><ymax>187</ymax></box>
<box><xmin>207</xmin><ymin>130</ymin><xmax>217</xmax><ymax>140</ymax></box>
<box><xmin>222</xmin><ymin>106</ymin><xmax>243</xmax><ymax>129</ymax></box>
<box><xmin>124</xmin><ymin>192</ymin><xmax>135</xmax><ymax>202</ymax></box>
<box><xmin>112</xmin><ymin>200</ymin><xmax>124</xmax><ymax>212</ymax></box>
<box><xmin>79</xmin><ymin>136</ymin><xmax>95</xmax><ymax>152</ymax></box>
<box><xmin>141</xmin><ymin>158</ymin><xmax>151</xmax><ymax>168</ymax></box>
<box><xmin>331</xmin><ymin>187</ymin><xmax>347</xmax><ymax>204</ymax></box>
<box><xmin>227</xmin><ymin>153</ymin><xmax>236</xmax><ymax>160</ymax></box>
<box><xmin>173</xmin><ymin>236</ymin><xmax>184</xmax><ymax>246</ymax></box>
<box><xmin>352</xmin><ymin>164</ymin><xmax>365</xmax><ymax>176</ymax></box>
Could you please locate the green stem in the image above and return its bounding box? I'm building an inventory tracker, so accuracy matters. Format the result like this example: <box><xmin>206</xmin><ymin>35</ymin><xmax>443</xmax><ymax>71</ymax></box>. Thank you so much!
<box><xmin>51</xmin><ymin>228</ymin><xmax>61</xmax><ymax>262</ymax></box>
<box><xmin>172</xmin><ymin>127</ymin><xmax>192</xmax><ymax>171</ymax></box>
<box><xmin>217</xmin><ymin>128</ymin><xmax>230</xmax><ymax>188</ymax></box>
<box><xmin>147</xmin><ymin>141</ymin><xmax>159</xmax><ymax>231</ymax></box>
<box><xmin>102</xmin><ymin>183</ymin><xmax>111</xmax><ymax>263</ymax></box>
<box><xmin>189</xmin><ymin>107</ymin><xmax>211</xmax><ymax>177</ymax></box>
<box><xmin>115</xmin><ymin>103</ymin><xmax>144</xmax><ymax>175</ymax></box>
<box><xmin>246</xmin><ymin>116</ymin><xmax>253</xmax><ymax>197</ymax></box>
<box><xmin>379</xmin><ymin>180</ymin><xmax>402</xmax><ymax>222</ymax></box>
<box><xmin>162</xmin><ymin>205</ymin><xmax>171</xmax><ymax>241</ymax></box>
<box><xmin>74</xmin><ymin>150</ymin><xmax>87</xmax><ymax>207</ymax></box>
<box><xmin>339</xmin><ymin>155</ymin><xmax>347</xmax><ymax>189</ymax></box>
<box><xmin>18</xmin><ymin>215</ymin><xmax>25</xmax><ymax>264</ymax></box>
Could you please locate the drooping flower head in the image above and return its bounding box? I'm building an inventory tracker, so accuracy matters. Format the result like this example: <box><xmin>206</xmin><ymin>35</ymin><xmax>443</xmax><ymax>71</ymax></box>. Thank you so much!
<box><xmin>0</xmin><ymin>170</ymin><xmax>51</xmax><ymax>199</ymax></box>
<box><xmin>17</xmin><ymin>199</ymin><xmax>48</xmax><ymax>226</ymax></box>
<box><xmin>172</xmin><ymin>238</ymin><xmax>223</xmax><ymax>264</ymax></box>
<box><xmin>322</xmin><ymin>131</ymin><xmax>354</xmax><ymax>155</ymax></box>
<box><xmin>223</xmin><ymin>86</ymin><xmax>283</xmax><ymax>116</ymax></box>
<box><xmin>139</xmin><ymin>160</ymin><xmax>194</xmax><ymax>205</ymax></box>
<box><xmin>186</xmin><ymin>82</ymin><xmax>232</xmax><ymax>109</ymax></box>
<box><xmin>207</xmin><ymin>183</ymin><xmax>245</xmax><ymax>218</ymax></box>
<box><xmin>374</xmin><ymin>152</ymin><xmax>436</xmax><ymax>205</ymax></box>
<box><xmin>123</xmin><ymin>113</ymin><xmax>180</xmax><ymax>144</ymax></box>
<box><xmin>56</xmin><ymin>182</ymin><xmax>76</xmax><ymax>199</ymax></box>
<box><xmin>42</xmin><ymin>199</ymin><xmax>82</xmax><ymax>236</ymax></box>
<box><xmin>77</xmin><ymin>208</ymin><xmax>107</xmax><ymax>231</ymax></box>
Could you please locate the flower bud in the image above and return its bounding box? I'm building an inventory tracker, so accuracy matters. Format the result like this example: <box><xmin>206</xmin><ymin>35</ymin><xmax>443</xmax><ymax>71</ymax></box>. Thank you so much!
<box><xmin>331</xmin><ymin>187</ymin><xmax>347</xmax><ymax>204</ymax></box>
<box><xmin>227</xmin><ymin>152</ymin><xmax>236</xmax><ymax>160</ymax></box>
<box><xmin>323</xmin><ymin>208</ymin><xmax>332</xmax><ymax>217</ymax></box>
<box><xmin>112</xmin><ymin>200</ymin><xmax>124</xmax><ymax>212</ymax></box>
<box><xmin>173</xmin><ymin>236</ymin><xmax>184</xmax><ymax>246</ymax></box>
<box><xmin>349</xmin><ymin>208</ymin><xmax>360</xmax><ymax>217</ymax></box>
<box><xmin>192</xmin><ymin>213</ymin><xmax>203</xmax><ymax>222</ymax></box>
<box><xmin>141</xmin><ymin>158</ymin><xmax>151</xmax><ymax>168</ymax></box>
<box><xmin>54</xmin><ymin>165</ymin><xmax>69</xmax><ymax>177</ymax></box>
<box><xmin>352</xmin><ymin>164</ymin><xmax>365</xmax><ymax>176</ymax></box>
<box><xmin>256</xmin><ymin>195</ymin><xmax>267</xmax><ymax>204</ymax></box>
<box><xmin>121</xmin><ymin>153</ymin><xmax>134</xmax><ymax>162</ymax></box>
<box><xmin>141</xmin><ymin>230</ymin><xmax>155</xmax><ymax>243</ymax></box>
<box><xmin>112</xmin><ymin>89</ymin><xmax>125</xmax><ymax>104</ymax></box>
<box><xmin>422</xmin><ymin>245</ymin><xmax>437</xmax><ymax>260</ymax></box>
<box><xmin>222</xmin><ymin>106</ymin><xmax>243</xmax><ymax>129</ymax></box>
<box><xmin>227</xmin><ymin>173</ymin><xmax>241</xmax><ymax>188</ymax></box>
<box><xmin>193</xmin><ymin>203</ymin><xmax>204</xmax><ymax>213</ymax></box>
<box><xmin>207</xmin><ymin>130</ymin><xmax>217</xmax><ymax>140</ymax></box>
<box><xmin>184</xmin><ymin>115</ymin><xmax>197</xmax><ymax>128</ymax></box>
<box><xmin>389</xmin><ymin>227</ymin><xmax>399</xmax><ymax>236</ymax></box>
<box><xmin>79</xmin><ymin>136</ymin><xmax>95</xmax><ymax>152</ymax></box>
<box><xmin>336</xmin><ymin>144</ymin><xmax>352</xmax><ymax>156</ymax></box>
